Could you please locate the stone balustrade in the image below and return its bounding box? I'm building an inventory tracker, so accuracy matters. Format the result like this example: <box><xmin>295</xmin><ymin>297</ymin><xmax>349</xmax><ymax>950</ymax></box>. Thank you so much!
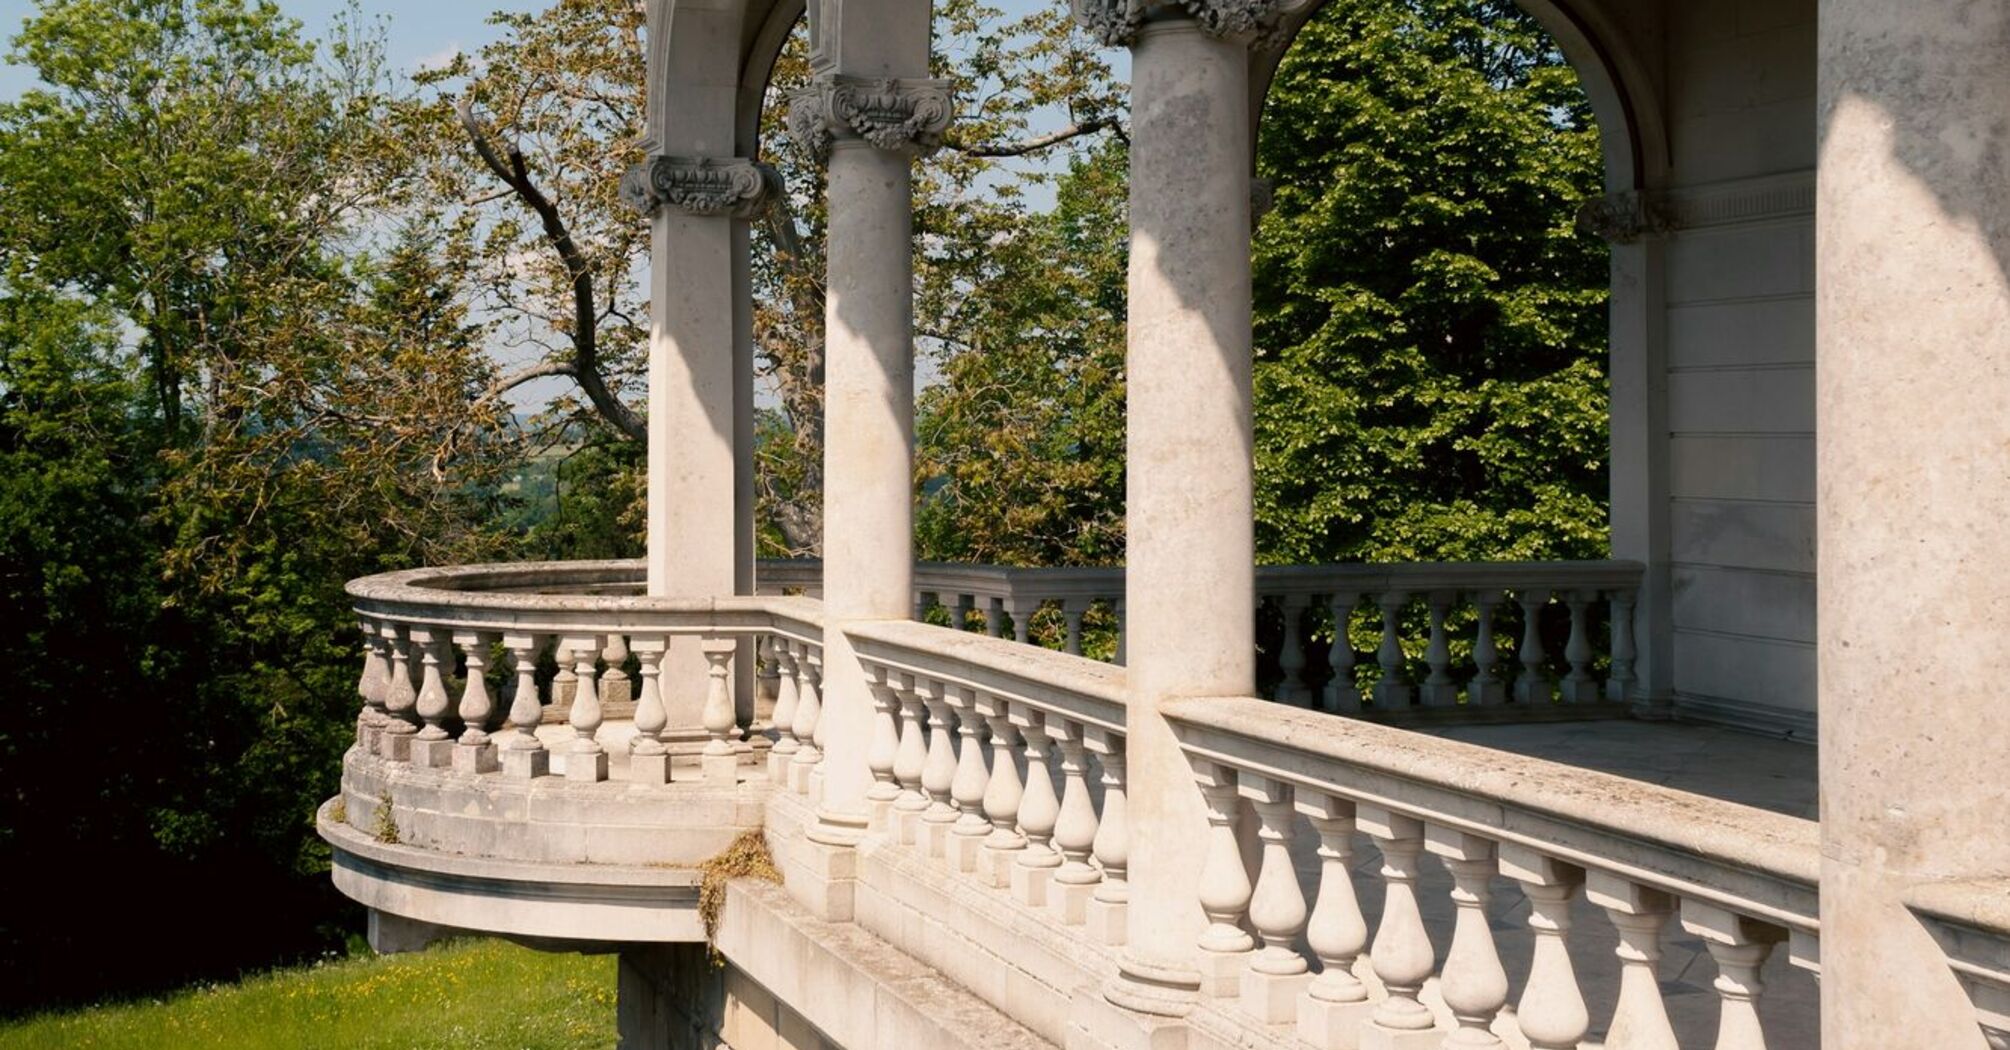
<box><xmin>841</xmin><ymin>617</ymin><xmax>1134</xmax><ymax>943</ymax></box>
<box><xmin>765</xmin><ymin>558</ymin><xmax>1645</xmax><ymax>720</ymax></box>
<box><xmin>1163</xmin><ymin>694</ymin><xmax>1823</xmax><ymax>1049</ymax></box>
<box><xmin>1911</xmin><ymin>882</ymin><xmax>2010</xmax><ymax>1050</ymax></box>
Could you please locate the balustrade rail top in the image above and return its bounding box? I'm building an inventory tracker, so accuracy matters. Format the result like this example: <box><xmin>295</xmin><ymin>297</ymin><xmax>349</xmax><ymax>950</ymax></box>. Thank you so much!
<box><xmin>1909</xmin><ymin>878</ymin><xmax>2010</xmax><ymax>936</ymax></box>
<box><xmin>1164</xmin><ymin>695</ymin><xmax>1820</xmax><ymax>929</ymax></box>
<box><xmin>842</xmin><ymin>618</ymin><xmax>1126</xmax><ymax>729</ymax></box>
<box><xmin>346</xmin><ymin>560</ymin><xmax>823</xmax><ymax>639</ymax></box>
<box><xmin>1254</xmin><ymin>558</ymin><xmax>1647</xmax><ymax>594</ymax></box>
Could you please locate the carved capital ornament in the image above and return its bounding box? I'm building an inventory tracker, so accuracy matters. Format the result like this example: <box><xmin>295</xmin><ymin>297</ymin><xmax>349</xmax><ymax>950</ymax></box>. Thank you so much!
<box><xmin>787</xmin><ymin>75</ymin><xmax>955</xmax><ymax>162</ymax></box>
<box><xmin>620</xmin><ymin>155</ymin><xmax>780</xmax><ymax>219</ymax></box>
<box><xmin>1575</xmin><ymin>191</ymin><xmax>1673</xmax><ymax>244</ymax></box>
<box><xmin>1072</xmin><ymin>0</ymin><xmax>1304</xmax><ymax>46</ymax></box>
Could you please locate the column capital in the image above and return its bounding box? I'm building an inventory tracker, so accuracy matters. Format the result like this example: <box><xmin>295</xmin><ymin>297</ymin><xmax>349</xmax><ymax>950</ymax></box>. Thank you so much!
<box><xmin>1574</xmin><ymin>190</ymin><xmax>1672</xmax><ymax>244</ymax></box>
<box><xmin>1072</xmin><ymin>0</ymin><xmax>1303</xmax><ymax>48</ymax></box>
<box><xmin>620</xmin><ymin>155</ymin><xmax>780</xmax><ymax>219</ymax></box>
<box><xmin>786</xmin><ymin>74</ymin><xmax>954</xmax><ymax>163</ymax></box>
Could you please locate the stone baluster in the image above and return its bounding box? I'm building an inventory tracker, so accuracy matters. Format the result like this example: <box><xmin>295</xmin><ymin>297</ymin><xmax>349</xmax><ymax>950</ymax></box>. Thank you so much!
<box><xmin>1047</xmin><ymin>717</ymin><xmax>1102</xmax><ymax>924</ymax></box>
<box><xmin>1468</xmin><ymin>590</ymin><xmax>1506</xmax><ymax>707</ymax></box>
<box><xmin>452</xmin><ymin>632</ymin><xmax>500</xmax><ymax>775</ymax></box>
<box><xmin>1113</xmin><ymin>597</ymin><xmax>1127</xmax><ymax>667</ymax></box>
<box><xmin>1275</xmin><ymin>594</ymin><xmax>1313</xmax><ymax>705</ymax></box>
<box><xmin>699</xmin><ymin>639</ymin><xmax>737</xmax><ymax>783</ymax></box>
<box><xmin>600</xmin><ymin>634</ymin><xmax>632</xmax><ymax>706</ymax></box>
<box><xmin>1359</xmin><ymin>804</ymin><xmax>1437</xmax><ymax>1045</ymax></box>
<box><xmin>1062</xmin><ymin>598</ymin><xmax>1089</xmax><ymax>655</ymax></box>
<box><xmin>1606</xmin><ymin>589</ymin><xmax>1639</xmax><ymax>704</ymax></box>
<box><xmin>1084</xmin><ymin>726</ymin><xmax>1128</xmax><ymax>945</ymax></box>
<box><xmin>355</xmin><ymin>619</ymin><xmax>388</xmax><ymax>748</ymax></box>
<box><xmin>1587</xmin><ymin>872</ymin><xmax>1679</xmax><ymax>1050</ymax></box>
<box><xmin>1681</xmin><ymin>902</ymin><xmax>1783</xmax><ymax>1050</ymax></box>
<box><xmin>950</xmin><ymin>595</ymin><xmax>972</xmax><ymax>631</ymax></box>
<box><xmin>1004</xmin><ymin>597</ymin><xmax>1038</xmax><ymax>646</ymax></box>
<box><xmin>563</xmin><ymin>634</ymin><xmax>608</xmax><ymax>782</ymax></box>
<box><xmin>918</xmin><ymin>679</ymin><xmax>960</xmax><ymax>858</ymax></box>
<box><xmin>768</xmin><ymin>640</ymin><xmax>800</xmax><ymax>782</ymax></box>
<box><xmin>864</xmin><ymin>665</ymin><xmax>902</xmax><ymax>818</ymax></box>
<box><xmin>984</xmin><ymin>597</ymin><xmax>1006</xmax><ymax>639</ymax></box>
<box><xmin>1326</xmin><ymin>592</ymin><xmax>1362</xmax><ymax>713</ymax></box>
<box><xmin>1195</xmin><ymin>760</ymin><xmax>1255</xmax><ymax>997</ymax></box>
<box><xmin>790</xmin><ymin>646</ymin><xmax>824</xmax><ymax>795</ymax></box>
<box><xmin>946</xmin><ymin>686</ymin><xmax>991</xmax><ymax>873</ymax></box>
<box><xmin>409</xmin><ymin>627</ymin><xmax>455</xmax><ymax>768</ymax></box>
<box><xmin>1241</xmin><ymin>776</ymin><xmax>1309</xmax><ymax>1023</ymax></box>
<box><xmin>1561</xmin><ymin>590</ymin><xmax>1599</xmax><ymax>703</ymax></box>
<box><xmin>630</xmin><ymin>636</ymin><xmax>670</xmax><ymax>785</ymax></box>
<box><xmin>1298</xmin><ymin>794</ymin><xmax>1371</xmax><ymax>1047</ymax></box>
<box><xmin>978</xmin><ymin>694</ymin><xmax>1026</xmax><ymax>888</ymax></box>
<box><xmin>914</xmin><ymin>590</ymin><xmax>939</xmax><ymax>623</ymax></box>
<box><xmin>1428</xmin><ymin>827</ymin><xmax>1508</xmax><ymax>1049</ymax></box>
<box><xmin>1513</xmin><ymin>590</ymin><xmax>1553</xmax><ymax>704</ymax></box>
<box><xmin>755</xmin><ymin>634</ymin><xmax>780</xmax><ymax>706</ymax></box>
<box><xmin>552</xmin><ymin>654</ymin><xmax>577</xmax><ymax>708</ymax></box>
<box><xmin>892</xmin><ymin>673</ymin><xmax>930</xmax><ymax>842</ymax></box>
<box><xmin>1009</xmin><ymin>707</ymin><xmax>1062</xmax><ymax>907</ymax></box>
<box><xmin>499</xmin><ymin>633</ymin><xmax>548</xmax><ymax>778</ymax></box>
<box><xmin>1501</xmin><ymin>846</ymin><xmax>1589</xmax><ymax>1050</ymax></box>
<box><xmin>1421</xmin><ymin>591</ymin><xmax>1459</xmax><ymax>707</ymax></box>
<box><xmin>1374</xmin><ymin>591</ymin><xmax>1414</xmax><ymax>709</ymax></box>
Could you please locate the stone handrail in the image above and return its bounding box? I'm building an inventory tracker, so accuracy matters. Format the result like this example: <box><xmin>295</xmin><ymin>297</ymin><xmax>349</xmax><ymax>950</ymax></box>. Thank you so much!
<box><xmin>1162</xmin><ymin>694</ymin><xmax>1820</xmax><ymax>1046</ymax></box>
<box><xmin>1909</xmin><ymin>880</ymin><xmax>2010</xmax><ymax>1048</ymax></box>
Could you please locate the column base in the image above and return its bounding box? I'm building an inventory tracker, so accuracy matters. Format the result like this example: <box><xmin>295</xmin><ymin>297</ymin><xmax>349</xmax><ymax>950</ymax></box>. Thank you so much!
<box><xmin>630</xmin><ymin>751</ymin><xmax>671</xmax><ymax>785</ymax></box>
<box><xmin>1050</xmin><ymin>879</ymin><xmax>1098</xmax><ymax>925</ymax></box>
<box><xmin>1010</xmin><ymin>861</ymin><xmax>1056</xmax><ymax>907</ymax></box>
<box><xmin>1240</xmin><ymin>969</ymin><xmax>1310</xmax><ymax>1024</ymax></box>
<box><xmin>981</xmin><ymin>846</ymin><xmax>1023</xmax><ymax>888</ymax></box>
<box><xmin>1085</xmin><ymin>898</ymin><xmax>1128</xmax><ymax>945</ymax></box>
<box><xmin>413</xmin><ymin>737</ymin><xmax>455</xmax><ymax>769</ymax></box>
<box><xmin>947</xmin><ymin>831</ymin><xmax>987</xmax><ymax>873</ymax></box>
<box><xmin>781</xmin><ymin>834</ymin><xmax>857</xmax><ymax>922</ymax></box>
<box><xmin>766</xmin><ymin>748</ymin><xmax>796</xmax><ymax>782</ymax></box>
<box><xmin>1560</xmin><ymin>678</ymin><xmax>1601</xmax><ymax>704</ymax></box>
<box><xmin>893</xmin><ymin>806</ymin><xmax>927</xmax><ymax>845</ymax></box>
<box><xmin>451</xmin><ymin>742</ymin><xmax>498</xmax><ymax>775</ymax></box>
<box><xmin>1066</xmin><ymin>986</ymin><xmax>1189</xmax><ymax>1050</ymax></box>
<box><xmin>1359</xmin><ymin>1021</ymin><xmax>1445</xmax><ymax>1050</ymax></box>
<box><xmin>379</xmin><ymin>731</ymin><xmax>414</xmax><ymax>763</ymax></box>
<box><xmin>1419</xmin><ymin>683</ymin><xmax>1460</xmax><ymax>707</ymax></box>
<box><xmin>1467</xmin><ymin>680</ymin><xmax>1506</xmax><ymax>707</ymax></box>
<box><xmin>917</xmin><ymin>818</ymin><xmax>957</xmax><ymax>860</ymax></box>
<box><xmin>500</xmin><ymin>747</ymin><xmax>548</xmax><ymax>779</ymax></box>
<box><xmin>702</xmin><ymin>751</ymin><xmax>738</xmax><ymax>784</ymax></box>
<box><xmin>786</xmin><ymin>756</ymin><xmax>817</xmax><ymax>794</ymax></box>
<box><xmin>1196</xmin><ymin>948</ymin><xmax>1252</xmax><ymax>999</ymax></box>
<box><xmin>566</xmin><ymin>747</ymin><xmax>609</xmax><ymax>783</ymax></box>
<box><xmin>1299</xmin><ymin>993</ymin><xmax>1374</xmax><ymax>1047</ymax></box>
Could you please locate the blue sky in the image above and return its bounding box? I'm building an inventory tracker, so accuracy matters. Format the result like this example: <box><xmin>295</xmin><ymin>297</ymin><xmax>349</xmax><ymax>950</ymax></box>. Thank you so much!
<box><xmin>0</xmin><ymin>0</ymin><xmax>549</xmax><ymax>98</ymax></box>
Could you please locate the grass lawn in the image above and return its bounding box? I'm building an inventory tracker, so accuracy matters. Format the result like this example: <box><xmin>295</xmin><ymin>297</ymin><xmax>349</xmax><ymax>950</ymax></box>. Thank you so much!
<box><xmin>0</xmin><ymin>939</ymin><xmax>617</xmax><ymax>1049</ymax></box>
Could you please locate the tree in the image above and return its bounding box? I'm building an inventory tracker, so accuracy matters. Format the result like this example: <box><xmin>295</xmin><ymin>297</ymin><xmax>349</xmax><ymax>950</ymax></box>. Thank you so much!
<box><xmin>1251</xmin><ymin>0</ymin><xmax>1611</xmax><ymax>566</ymax></box>
<box><xmin>0</xmin><ymin>0</ymin><xmax>519</xmax><ymax>1008</ymax></box>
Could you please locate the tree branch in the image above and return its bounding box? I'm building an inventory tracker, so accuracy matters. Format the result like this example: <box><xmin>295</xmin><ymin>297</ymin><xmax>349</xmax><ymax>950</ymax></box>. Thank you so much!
<box><xmin>946</xmin><ymin>118</ymin><xmax>1124</xmax><ymax>158</ymax></box>
<box><xmin>458</xmin><ymin>96</ymin><xmax>647</xmax><ymax>442</ymax></box>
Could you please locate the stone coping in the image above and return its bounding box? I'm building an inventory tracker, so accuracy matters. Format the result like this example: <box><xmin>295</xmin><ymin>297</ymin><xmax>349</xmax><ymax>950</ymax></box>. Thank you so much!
<box><xmin>346</xmin><ymin>559</ymin><xmax>824</xmax><ymax>640</ymax></box>
<box><xmin>1165</xmin><ymin>695</ymin><xmax>1821</xmax><ymax>931</ymax></box>
<box><xmin>1910</xmin><ymin>879</ymin><xmax>2010</xmax><ymax>984</ymax></box>
<box><xmin>843</xmin><ymin>618</ymin><xmax>1126</xmax><ymax>729</ymax></box>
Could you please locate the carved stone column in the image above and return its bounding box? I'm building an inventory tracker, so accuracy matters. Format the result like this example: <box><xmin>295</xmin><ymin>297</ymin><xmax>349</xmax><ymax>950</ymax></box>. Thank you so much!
<box><xmin>790</xmin><ymin>71</ymin><xmax>951</xmax><ymax>850</ymax></box>
<box><xmin>1073</xmin><ymin>0</ymin><xmax>1292</xmax><ymax>1042</ymax></box>
<box><xmin>625</xmin><ymin>154</ymin><xmax>776</xmax><ymax>738</ymax></box>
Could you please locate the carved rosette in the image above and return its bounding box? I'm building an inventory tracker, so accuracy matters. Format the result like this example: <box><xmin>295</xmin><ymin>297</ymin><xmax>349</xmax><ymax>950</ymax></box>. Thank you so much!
<box><xmin>787</xmin><ymin>75</ymin><xmax>954</xmax><ymax>162</ymax></box>
<box><xmin>1575</xmin><ymin>191</ymin><xmax>1673</xmax><ymax>244</ymax></box>
<box><xmin>620</xmin><ymin>155</ymin><xmax>779</xmax><ymax>219</ymax></box>
<box><xmin>1073</xmin><ymin>0</ymin><xmax>1300</xmax><ymax>46</ymax></box>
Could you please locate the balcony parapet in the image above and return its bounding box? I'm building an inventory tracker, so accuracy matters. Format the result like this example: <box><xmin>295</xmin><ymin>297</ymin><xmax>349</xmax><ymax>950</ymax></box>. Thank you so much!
<box><xmin>1910</xmin><ymin>880</ymin><xmax>2010</xmax><ymax>1048</ymax></box>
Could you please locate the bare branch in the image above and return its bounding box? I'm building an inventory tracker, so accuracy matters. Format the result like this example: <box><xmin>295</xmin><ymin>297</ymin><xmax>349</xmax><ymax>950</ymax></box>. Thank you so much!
<box><xmin>945</xmin><ymin>118</ymin><xmax>1123</xmax><ymax>158</ymax></box>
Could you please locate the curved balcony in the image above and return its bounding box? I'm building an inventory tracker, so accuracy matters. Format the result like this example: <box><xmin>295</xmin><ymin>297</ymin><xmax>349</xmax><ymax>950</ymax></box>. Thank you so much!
<box><xmin>324</xmin><ymin>561</ymin><xmax>824</xmax><ymax>950</ymax></box>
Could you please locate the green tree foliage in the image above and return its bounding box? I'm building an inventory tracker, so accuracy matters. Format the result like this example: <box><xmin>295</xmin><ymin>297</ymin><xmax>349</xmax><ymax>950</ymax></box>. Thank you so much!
<box><xmin>0</xmin><ymin>0</ymin><xmax>519</xmax><ymax>1009</ymax></box>
<box><xmin>1252</xmin><ymin>0</ymin><xmax>1611</xmax><ymax>565</ymax></box>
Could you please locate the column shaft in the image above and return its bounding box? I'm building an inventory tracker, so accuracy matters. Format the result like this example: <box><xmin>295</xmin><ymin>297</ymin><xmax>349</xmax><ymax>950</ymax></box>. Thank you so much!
<box><xmin>1817</xmin><ymin>1</ymin><xmax>2010</xmax><ymax>1045</ymax></box>
<box><xmin>1115</xmin><ymin>20</ymin><xmax>1256</xmax><ymax>1010</ymax></box>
